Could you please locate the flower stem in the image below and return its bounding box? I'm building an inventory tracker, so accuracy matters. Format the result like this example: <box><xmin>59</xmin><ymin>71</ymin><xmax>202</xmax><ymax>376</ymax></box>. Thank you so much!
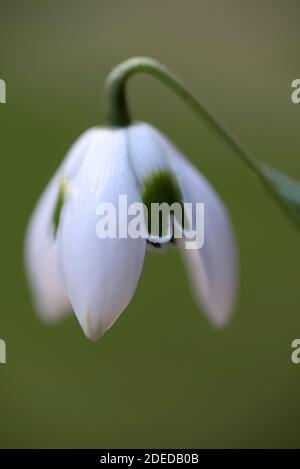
<box><xmin>104</xmin><ymin>56</ymin><xmax>300</xmax><ymax>230</ymax></box>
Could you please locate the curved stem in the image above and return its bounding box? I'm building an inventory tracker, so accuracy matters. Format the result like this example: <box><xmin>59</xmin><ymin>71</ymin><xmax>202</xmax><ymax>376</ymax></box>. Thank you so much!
<box><xmin>104</xmin><ymin>56</ymin><xmax>300</xmax><ymax>230</ymax></box>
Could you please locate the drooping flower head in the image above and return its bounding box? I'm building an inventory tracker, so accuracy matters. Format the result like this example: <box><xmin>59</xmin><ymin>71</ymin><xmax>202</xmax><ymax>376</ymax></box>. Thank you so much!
<box><xmin>25</xmin><ymin>122</ymin><xmax>238</xmax><ymax>340</ymax></box>
<box><xmin>26</xmin><ymin>57</ymin><xmax>300</xmax><ymax>341</ymax></box>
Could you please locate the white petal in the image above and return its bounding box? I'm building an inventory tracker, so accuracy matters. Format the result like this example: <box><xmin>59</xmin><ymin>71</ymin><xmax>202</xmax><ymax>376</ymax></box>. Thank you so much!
<box><xmin>24</xmin><ymin>128</ymin><xmax>98</xmax><ymax>322</ymax></box>
<box><xmin>127</xmin><ymin>123</ymin><xmax>175</xmax><ymax>244</ymax></box>
<box><xmin>127</xmin><ymin>123</ymin><xmax>169</xmax><ymax>183</ymax></box>
<box><xmin>147</xmin><ymin>223</ymin><xmax>173</xmax><ymax>245</ymax></box>
<box><xmin>150</xmin><ymin>126</ymin><xmax>238</xmax><ymax>327</ymax></box>
<box><xmin>25</xmin><ymin>178</ymin><xmax>70</xmax><ymax>322</ymax></box>
<box><xmin>57</xmin><ymin>128</ymin><xmax>146</xmax><ymax>340</ymax></box>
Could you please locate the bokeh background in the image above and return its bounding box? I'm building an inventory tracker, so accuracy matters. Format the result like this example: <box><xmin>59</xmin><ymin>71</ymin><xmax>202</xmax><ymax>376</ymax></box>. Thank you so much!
<box><xmin>1</xmin><ymin>0</ymin><xmax>300</xmax><ymax>448</ymax></box>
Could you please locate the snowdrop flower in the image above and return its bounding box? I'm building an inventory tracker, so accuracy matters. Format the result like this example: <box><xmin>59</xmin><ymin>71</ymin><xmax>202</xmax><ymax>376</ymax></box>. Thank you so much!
<box><xmin>25</xmin><ymin>57</ymin><xmax>300</xmax><ymax>341</ymax></box>
<box><xmin>25</xmin><ymin>121</ymin><xmax>237</xmax><ymax>340</ymax></box>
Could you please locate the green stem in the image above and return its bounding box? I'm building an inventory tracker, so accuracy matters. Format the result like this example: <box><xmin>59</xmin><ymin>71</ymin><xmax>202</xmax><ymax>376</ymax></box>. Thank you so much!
<box><xmin>104</xmin><ymin>56</ymin><xmax>300</xmax><ymax>231</ymax></box>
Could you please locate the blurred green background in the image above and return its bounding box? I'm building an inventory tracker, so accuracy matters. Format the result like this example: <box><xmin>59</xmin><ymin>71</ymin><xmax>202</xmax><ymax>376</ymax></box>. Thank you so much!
<box><xmin>1</xmin><ymin>0</ymin><xmax>300</xmax><ymax>448</ymax></box>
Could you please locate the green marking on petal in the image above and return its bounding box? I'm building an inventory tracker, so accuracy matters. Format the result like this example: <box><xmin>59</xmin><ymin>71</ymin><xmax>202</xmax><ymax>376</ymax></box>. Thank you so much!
<box><xmin>52</xmin><ymin>178</ymin><xmax>68</xmax><ymax>236</ymax></box>
<box><xmin>141</xmin><ymin>170</ymin><xmax>184</xmax><ymax>238</ymax></box>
